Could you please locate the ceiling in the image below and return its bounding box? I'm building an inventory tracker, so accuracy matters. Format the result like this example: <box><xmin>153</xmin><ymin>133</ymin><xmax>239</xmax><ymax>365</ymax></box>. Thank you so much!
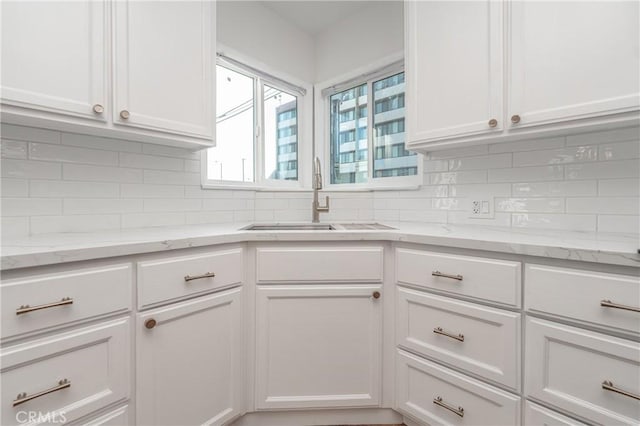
<box><xmin>261</xmin><ymin>1</ymin><xmax>376</xmax><ymax>35</ymax></box>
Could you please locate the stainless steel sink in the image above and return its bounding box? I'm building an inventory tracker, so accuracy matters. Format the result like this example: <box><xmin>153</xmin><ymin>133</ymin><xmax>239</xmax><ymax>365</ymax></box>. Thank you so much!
<box><xmin>242</xmin><ymin>223</ymin><xmax>396</xmax><ymax>231</ymax></box>
<box><xmin>243</xmin><ymin>223</ymin><xmax>336</xmax><ymax>231</ymax></box>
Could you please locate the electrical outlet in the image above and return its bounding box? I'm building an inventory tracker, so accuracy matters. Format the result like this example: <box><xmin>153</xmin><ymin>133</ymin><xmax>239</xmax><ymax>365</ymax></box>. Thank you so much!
<box><xmin>469</xmin><ymin>198</ymin><xmax>494</xmax><ymax>219</ymax></box>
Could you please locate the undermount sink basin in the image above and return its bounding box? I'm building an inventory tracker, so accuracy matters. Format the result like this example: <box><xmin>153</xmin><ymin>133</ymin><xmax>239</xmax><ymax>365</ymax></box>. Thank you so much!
<box><xmin>242</xmin><ymin>223</ymin><xmax>396</xmax><ymax>231</ymax></box>
<box><xmin>243</xmin><ymin>223</ymin><xmax>336</xmax><ymax>231</ymax></box>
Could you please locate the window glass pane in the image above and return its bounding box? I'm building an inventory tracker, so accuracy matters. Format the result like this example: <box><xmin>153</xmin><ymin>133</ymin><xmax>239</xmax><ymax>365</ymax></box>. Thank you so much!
<box><xmin>264</xmin><ymin>86</ymin><xmax>298</xmax><ymax>181</ymax></box>
<box><xmin>330</xmin><ymin>83</ymin><xmax>368</xmax><ymax>184</ymax></box>
<box><xmin>208</xmin><ymin>65</ymin><xmax>255</xmax><ymax>182</ymax></box>
<box><xmin>372</xmin><ymin>72</ymin><xmax>417</xmax><ymax>179</ymax></box>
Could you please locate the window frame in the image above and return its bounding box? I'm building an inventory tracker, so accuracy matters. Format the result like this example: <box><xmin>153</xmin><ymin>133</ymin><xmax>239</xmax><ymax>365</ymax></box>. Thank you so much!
<box><xmin>315</xmin><ymin>56</ymin><xmax>423</xmax><ymax>191</ymax></box>
<box><xmin>201</xmin><ymin>47</ymin><xmax>312</xmax><ymax>191</ymax></box>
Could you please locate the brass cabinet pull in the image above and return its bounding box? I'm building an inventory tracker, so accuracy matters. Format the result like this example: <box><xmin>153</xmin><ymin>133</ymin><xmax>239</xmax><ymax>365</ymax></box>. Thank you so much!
<box><xmin>145</xmin><ymin>318</ymin><xmax>157</xmax><ymax>329</ymax></box>
<box><xmin>511</xmin><ymin>114</ymin><xmax>521</xmax><ymax>124</ymax></box>
<box><xmin>92</xmin><ymin>104</ymin><xmax>104</xmax><ymax>114</ymax></box>
<box><xmin>119</xmin><ymin>110</ymin><xmax>130</xmax><ymax>119</ymax></box>
<box><xmin>184</xmin><ymin>272</ymin><xmax>216</xmax><ymax>282</ymax></box>
<box><xmin>600</xmin><ymin>299</ymin><xmax>640</xmax><ymax>313</ymax></box>
<box><xmin>432</xmin><ymin>271</ymin><xmax>463</xmax><ymax>281</ymax></box>
<box><xmin>433</xmin><ymin>326</ymin><xmax>464</xmax><ymax>342</ymax></box>
<box><xmin>372</xmin><ymin>291</ymin><xmax>381</xmax><ymax>299</ymax></box>
<box><xmin>13</xmin><ymin>379</ymin><xmax>71</xmax><ymax>407</ymax></box>
<box><xmin>602</xmin><ymin>380</ymin><xmax>640</xmax><ymax>401</ymax></box>
<box><xmin>16</xmin><ymin>297</ymin><xmax>73</xmax><ymax>315</ymax></box>
<box><xmin>488</xmin><ymin>118</ymin><xmax>498</xmax><ymax>128</ymax></box>
<box><xmin>433</xmin><ymin>396</ymin><xmax>464</xmax><ymax>417</ymax></box>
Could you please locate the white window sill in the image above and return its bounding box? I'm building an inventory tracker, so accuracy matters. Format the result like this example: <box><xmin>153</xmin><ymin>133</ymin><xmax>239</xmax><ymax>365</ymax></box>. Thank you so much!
<box><xmin>200</xmin><ymin>183</ymin><xmax>422</xmax><ymax>192</ymax></box>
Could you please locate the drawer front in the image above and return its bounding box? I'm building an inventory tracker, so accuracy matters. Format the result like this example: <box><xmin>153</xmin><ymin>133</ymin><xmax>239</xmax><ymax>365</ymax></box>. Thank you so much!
<box><xmin>73</xmin><ymin>405</ymin><xmax>131</xmax><ymax>426</ymax></box>
<box><xmin>526</xmin><ymin>317</ymin><xmax>640</xmax><ymax>425</ymax></box>
<box><xmin>526</xmin><ymin>264</ymin><xmax>640</xmax><ymax>335</ymax></box>
<box><xmin>396</xmin><ymin>350</ymin><xmax>521</xmax><ymax>426</ymax></box>
<box><xmin>1</xmin><ymin>318</ymin><xmax>130</xmax><ymax>426</ymax></box>
<box><xmin>524</xmin><ymin>401</ymin><xmax>587</xmax><ymax>426</ymax></box>
<box><xmin>256</xmin><ymin>246</ymin><xmax>384</xmax><ymax>283</ymax></box>
<box><xmin>397</xmin><ymin>287</ymin><xmax>520</xmax><ymax>389</ymax></box>
<box><xmin>396</xmin><ymin>248</ymin><xmax>521</xmax><ymax>307</ymax></box>
<box><xmin>1</xmin><ymin>264</ymin><xmax>132</xmax><ymax>340</ymax></box>
<box><xmin>137</xmin><ymin>248</ymin><xmax>243</xmax><ymax>308</ymax></box>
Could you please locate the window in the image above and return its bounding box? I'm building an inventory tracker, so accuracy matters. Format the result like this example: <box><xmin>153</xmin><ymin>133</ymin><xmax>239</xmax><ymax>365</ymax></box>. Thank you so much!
<box><xmin>204</xmin><ymin>58</ymin><xmax>307</xmax><ymax>188</ymax></box>
<box><xmin>324</xmin><ymin>66</ymin><xmax>420</xmax><ymax>188</ymax></box>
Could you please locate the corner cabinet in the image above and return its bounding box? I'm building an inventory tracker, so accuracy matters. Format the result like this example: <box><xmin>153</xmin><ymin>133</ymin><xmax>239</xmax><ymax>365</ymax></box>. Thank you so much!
<box><xmin>0</xmin><ymin>0</ymin><xmax>216</xmax><ymax>150</ymax></box>
<box><xmin>405</xmin><ymin>0</ymin><xmax>640</xmax><ymax>152</ymax></box>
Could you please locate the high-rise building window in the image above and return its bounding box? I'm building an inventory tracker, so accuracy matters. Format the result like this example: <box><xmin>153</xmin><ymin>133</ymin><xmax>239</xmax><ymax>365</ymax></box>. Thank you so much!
<box><xmin>204</xmin><ymin>59</ymin><xmax>306</xmax><ymax>188</ymax></box>
<box><xmin>326</xmin><ymin>67</ymin><xmax>420</xmax><ymax>187</ymax></box>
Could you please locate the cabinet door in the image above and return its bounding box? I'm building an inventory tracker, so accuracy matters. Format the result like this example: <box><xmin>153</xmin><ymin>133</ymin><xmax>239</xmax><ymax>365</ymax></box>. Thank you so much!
<box><xmin>113</xmin><ymin>0</ymin><xmax>214</xmax><ymax>139</ymax></box>
<box><xmin>509</xmin><ymin>1</ymin><xmax>640</xmax><ymax>128</ymax></box>
<box><xmin>405</xmin><ymin>0</ymin><xmax>503</xmax><ymax>144</ymax></box>
<box><xmin>137</xmin><ymin>287</ymin><xmax>243</xmax><ymax>426</ymax></box>
<box><xmin>256</xmin><ymin>285</ymin><xmax>382</xmax><ymax>409</ymax></box>
<box><xmin>1</xmin><ymin>1</ymin><xmax>107</xmax><ymax>120</ymax></box>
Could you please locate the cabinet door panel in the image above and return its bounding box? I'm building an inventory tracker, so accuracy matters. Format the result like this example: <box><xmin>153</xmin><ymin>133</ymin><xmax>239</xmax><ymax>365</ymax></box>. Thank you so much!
<box><xmin>137</xmin><ymin>288</ymin><xmax>242</xmax><ymax>426</ymax></box>
<box><xmin>509</xmin><ymin>1</ymin><xmax>640</xmax><ymax>127</ymax></box>
<box><xmin>405</xmin><ymin>0</ymin><xmax>503</xmax><ymax>144</ymax></box>
<box><xmin>256</xmin><ymin>285</ymin><xmax>382</xmax><ymax>409</ymax></box>
<box><xmin>113</xmin><ymin>0</ymin><xmax>214</xmax><ymax>138</ymax></box>
<box><xmin>1</xmin><ymin>1</ymin><xmax>107</xmax><ymax>119</ymax></box>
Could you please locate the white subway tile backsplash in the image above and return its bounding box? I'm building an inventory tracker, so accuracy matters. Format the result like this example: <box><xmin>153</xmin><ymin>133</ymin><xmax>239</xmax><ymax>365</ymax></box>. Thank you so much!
<box><xmin>488</xmin><ymin>165</ymin><xmax>564</xmax><ymax>182</ymax></box>
<box><xmin>566</xmin><ymin>197</ymin><xmax>639</xmax><ymax>215</ymax></box>
<box><xmin>1</xmin><ymin>124</ymin><xmax>637</xmax><ymax>236</ymax></box>
<box><xmin>119</xmin><ymin>152</ymin><xmax>184</xmax><ymax>171</ymax></box>
<box><xmin>1</xmin><ymin>139</ymin><xmax>28</xmax><ymax>159</ymax></box>
<box><xmin>2</xmin><ymin>198</ymin><xmax>62</xmax><ymax>216</ymax></box>
<box><xmin>30</xmin><ymin>180</ymin><xmax>119</xmax><ymax>198</ymax></box>
<box><xmin>30</xmin><ymin>143</ymin><xmax>119</xmax><ymax>166</ymax></box>
<box><xmin>1</xmin><ymin>124</ymin><xmax>60</xmax><ymax>144</ymax></box>
<box><xmin>597</xmin><ymin>178</ymin><xmax>640</xmax><ymax>196</ymax></box>
<box><xmin>61</xmin><ymin>133</ymin><xmax>142</xmax><ymax>153</ymax></box>
<box><xmin>2</xmin><ymin>159</ymin><xmax>61</xmax><ymax>179</ymax></box>
<box><xmin>63</xmin><ymin>164</ymin><xmax>143</xmax><ymax>183</ymax></box>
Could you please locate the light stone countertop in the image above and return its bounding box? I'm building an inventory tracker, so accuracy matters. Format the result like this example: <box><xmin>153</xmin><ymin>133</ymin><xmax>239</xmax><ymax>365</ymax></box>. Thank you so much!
<box><xmin>1</xmin><ymin>222</ymin><xmax>639</xmax><ymax>270</ymax></box>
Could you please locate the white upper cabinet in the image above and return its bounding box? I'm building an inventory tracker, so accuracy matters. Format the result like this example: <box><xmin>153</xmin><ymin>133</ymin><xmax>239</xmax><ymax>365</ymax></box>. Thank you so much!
<box><xmin>0</xmin><ymin>1</ymin><xmax>107</xmax><ymax>120</ymax></box>
<box><xmin>405</xmin><ymin>0</ymin><xmax>503</xmax><ymax>143</ymax></box>
<box><xmin>1</xmin><ymin>0</ymin><xmax>216</xmax><ymax>150</ymax></box>
<box><xmin>509</xmin><ymin>1</ymin><xmax>640</xmax><ymax>128</ymax></box>
<box><xmin>405</xmin><ymin>0</ymin><xmax>640</xmax><ymax>152</ymax></box>
<box><xmin>113</xmin><ymin>0</ymin><xmax>214</xmax><ymax>139</ymax></box>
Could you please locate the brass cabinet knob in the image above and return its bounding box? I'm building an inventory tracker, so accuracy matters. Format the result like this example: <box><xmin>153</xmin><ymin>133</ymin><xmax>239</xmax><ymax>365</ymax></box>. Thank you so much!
<box><xmin>144</xmin><ymin>318</ymin><xmax>157</xmax><ymax>329</ymax></box>
<box><xmin>372</xmin><ymin>291</ymin><xmax>381</xmax><ymax>299</ymax></box>
<box><xmin>120</xmin><ymin>110</ymin><xmax>130</xmax><ymax>120</ymax></box>
<box><xmin>488</xmin><ymin>118</ymin><xmax>498</xmax><ymax>128</ymax></box>
<box><xmin>511</xmin><ymin>114</ymin><xmax>521</xmax><ymax>124</ymax></box>
<box><xmin>92</xmin><ymin>104</ymin><xmax>104</xmax><ymax>114</ymax></box>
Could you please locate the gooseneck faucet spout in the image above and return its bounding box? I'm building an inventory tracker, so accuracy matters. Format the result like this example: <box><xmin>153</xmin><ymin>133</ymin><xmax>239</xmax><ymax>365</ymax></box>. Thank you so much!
<box><xmin>312</xmin><ymin>157</ymin><xmax>330</xmax><ymax>223</ymax></box>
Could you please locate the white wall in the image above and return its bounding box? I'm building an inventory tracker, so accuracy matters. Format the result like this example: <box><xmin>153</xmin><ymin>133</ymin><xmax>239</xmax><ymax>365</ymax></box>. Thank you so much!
<box><xmin>217</xmin><ymin>1</ymin><xmax>316</xmax><ymax>83</ymax></box>
<box><xmin>314</xmin><ymin>1</ymin><xmax>404</xmax><ymax>83</ymax></box>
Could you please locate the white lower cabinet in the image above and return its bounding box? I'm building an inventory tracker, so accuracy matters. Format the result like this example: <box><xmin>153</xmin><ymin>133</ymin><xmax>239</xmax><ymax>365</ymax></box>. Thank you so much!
<box><xmin>396</xmin><ymin>350</ymin><xmax>521</xmax><ymax>426</ymax></box>
<box><xmin>255</xmin><ymin>285</ymin><xmax>382</xmax><ymax>409</ymax></box>
<box><xmin>524</xmin><ymin>401</ymin><xmax>587</xmax><ymax>426</ymax></box>
<box><xmin>136</xmin><ymin>287</ymin><xmax>243</xmax><ymax>426</ymax></box>
<box><xmin>526</xmin><ymin>317</ymin><xmax>640</xmax><ymax>425</ymax></box>
<box><xmin>0</xmin><ymin>318</ymin><xmax>130</xmax><ymax>426</ymax></box>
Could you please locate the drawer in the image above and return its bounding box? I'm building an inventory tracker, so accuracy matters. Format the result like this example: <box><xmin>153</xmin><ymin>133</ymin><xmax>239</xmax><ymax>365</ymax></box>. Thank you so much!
<box><xmin>396</xmin><ymin>248</ymin><xmax>521</xmax><ymax>307</ymax></box>
<box><xmin>137</xmin><ymin>247</ymin><xmax>243</xmax><ymax>308</ymax></box>
<box><xmin>1</xmin><ymin>318</ymin><xmax>130</xmax><ymax>426</ymax></box>
<box><xmin>526</xmin><ymin>317</ymin><xmax>640</xmax><ymax>425</ymax></box>
<box><xmin>524</xmin><ymin>401</ymin><xmax>587</xmax><ymax>426</ymax></box>
<box><xmin>397</xmin><ymin>287</ymin><xmax>520</xmax><ymax>389</ymax></box>
<box><xmin>1</xmin><ymin>264</ymin><xmax>132</xmax><ymax>340</ymax></box>
<box><xmin>396</xmin><ymin>350</ymin><xmax>521</xmax><ymax>426</ymax></box>
<box><xmin>72</xmin><ymin>405</ymin><xmax>131</xmax><ymax>426</ymax></box>
<box><xmin>526</xmin><ymin>264</ymin><xmax>640</xmax><ymax>336</ymax></box>
<box><xmin>256</xmin><ymin>246</ymin><xmax>384</xmax><ymax>283</ymax></box>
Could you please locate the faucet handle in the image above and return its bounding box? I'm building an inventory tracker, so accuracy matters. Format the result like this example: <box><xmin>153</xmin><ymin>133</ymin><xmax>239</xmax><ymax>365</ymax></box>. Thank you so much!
<box><xmin>318</xmin><ymin>196</ymin><xmax>330</xmax><ymax>212</ymax></box>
